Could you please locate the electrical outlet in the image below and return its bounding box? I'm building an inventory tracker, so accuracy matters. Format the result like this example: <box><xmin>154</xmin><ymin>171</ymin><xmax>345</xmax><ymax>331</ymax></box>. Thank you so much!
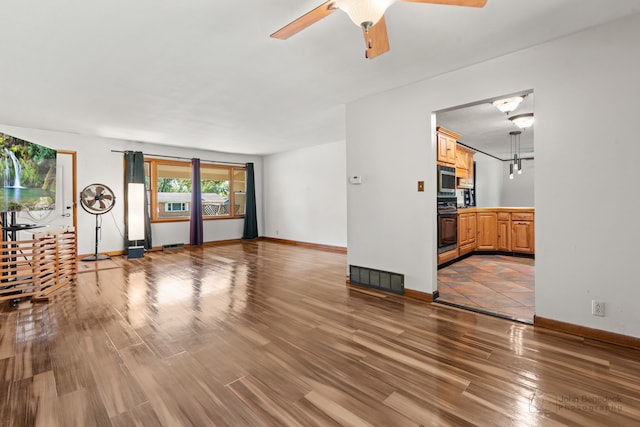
<box><xmin>592</xmin><ymin>300</ymin><xmax>605</xmax><ymax>317</ymax></box>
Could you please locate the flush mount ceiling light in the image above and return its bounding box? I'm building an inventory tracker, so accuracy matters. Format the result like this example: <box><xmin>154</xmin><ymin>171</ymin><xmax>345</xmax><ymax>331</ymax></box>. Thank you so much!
<box><xmin>492</xmin><ymin>96</ymin><xmax>524</xmax><ymax>114</ymax></box>
<box><xmin>271</xmin><ymin>0</ymin><xmax>488</xmax><ymax>60</ymax></box>
<box><xmin>509</xmin><ymin>112</ymin><xmax>535</xmax><ymax>129</ymax></box>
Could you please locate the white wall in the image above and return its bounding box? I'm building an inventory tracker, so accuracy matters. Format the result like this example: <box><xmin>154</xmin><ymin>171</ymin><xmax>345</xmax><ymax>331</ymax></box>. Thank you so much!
<box><xmin>346</xmin><ymin>13</ymin><xmax>640</xmax><ymax>338</ymax></box>
<box><xmin>474</xmin><ymin>153</ymin><xmax>502</xmax><ymax>207</ymax></box>
<box><xmin>0</xmin><ymin>125</ymin><xmax>263</xmax><ymax>255</ymax></box>
<box><xmin>501</xmin><ymin>158</ymin><xmax>535</xmax><ymax>207</ymax></box>
<box><xmin>263</xmin><ymin>141</ymin><xmax>347</xmax><ymax>247</ymax></box>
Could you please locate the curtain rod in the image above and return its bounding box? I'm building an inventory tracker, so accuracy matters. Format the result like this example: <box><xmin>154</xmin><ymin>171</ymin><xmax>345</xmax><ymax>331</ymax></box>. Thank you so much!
<box><xmin>110</xmin><ymin>150</ymin><xmax>247</xmax><ymax>166</ymax></box>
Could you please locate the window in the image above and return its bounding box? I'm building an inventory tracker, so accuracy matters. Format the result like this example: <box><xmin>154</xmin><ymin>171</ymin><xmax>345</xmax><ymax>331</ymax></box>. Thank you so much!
<box><xmin>233</xmin><ymin>168</ymin><xmax>246</xmax><ymax>215</ymax></box>
<box><xmin>144</xmin><ymin>158</ymin><xmax>246</xmax><ymax>222</ymax></box>
<box><xmin>201</xmin><ymin>165</ymin><xmax>230</xmax><ymax>217</ymax></box>
<box><xmin>152</xmin><ymin>161</ymin><xmax>192</xmax><ymax>220</ymax></box>
<box><xmin>166</xmin><ymin>202</ymin><xmax>188</xmax><ymax>212</ymax></box>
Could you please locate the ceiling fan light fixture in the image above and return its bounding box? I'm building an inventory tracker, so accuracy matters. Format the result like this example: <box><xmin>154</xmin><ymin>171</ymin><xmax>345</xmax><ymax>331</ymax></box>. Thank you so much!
<box><xmin>492</xmin><ymin>96</ymin><xmax>524</xmax><ymax>114</ymax></box>
<box><xmin>510</xmin><ymin>112</ymin><xmax>535</xmax><ymax>129</ymax></box>
<box><xmin>337</xmin><ymin>0</ymin><xmax>396</xmax><ymax>28</ymax></box>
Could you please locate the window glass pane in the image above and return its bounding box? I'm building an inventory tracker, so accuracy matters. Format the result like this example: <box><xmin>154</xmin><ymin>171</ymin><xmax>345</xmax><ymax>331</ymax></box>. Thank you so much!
<box><xmin>201</xmin><ymin>166</ymin><xmax>230</xmax><ymax>217</ymax></box>
<box><xmin>157</xmin><ymin>163</ymin><xmax>192</xmax><ymax>219</ymax></box>
<box><xmin>233</xmin><ymin>168</ymin><xmax>246</xmax><ymax>216</ymax></box>
<box><xmin>143</xmin><ymin>161</ymin><xmax>151</xmax><ymax>190</ymax></box>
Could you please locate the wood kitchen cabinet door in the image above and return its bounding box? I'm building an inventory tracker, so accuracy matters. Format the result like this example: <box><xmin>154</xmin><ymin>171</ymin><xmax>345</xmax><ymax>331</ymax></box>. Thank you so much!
<box><xmin>497</xmin><ymin>218</ymin><xmax>511</xmax><ymax>251</ymax></box>
<box><xmin>458</xmin><ymin>212</ymin><xmax>477</xmax><ymax>255</ymax></box>
<box><xmin>454</xmin><ymin>144</ymin><xmax>475</xmax><ymax>187</ymax></box>
<box><xmin>437</xmin><ymin>133</ymin><xmax>456</xmax><ymax>165</ymax></box>
<box><xmin>476</xmin><ymin>212</ymin><xmax>497</xmax><ymax>250</ymax></box>
<box><xmin>436</xmin><ymin>127</ymin><xmax>459</xmax><ymax>166</ymax></box>
<box><xmin>512</xmin><ymin>220</ymin><xmax>535</xmax><ymax>253</ymax></box>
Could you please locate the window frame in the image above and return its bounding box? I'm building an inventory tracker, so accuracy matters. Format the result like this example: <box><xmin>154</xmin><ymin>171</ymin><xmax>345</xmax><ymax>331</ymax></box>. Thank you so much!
<box><xmin>145</xmin><ymin>158</ymin><xmax>246</xmax><ymax>223</ymax></box>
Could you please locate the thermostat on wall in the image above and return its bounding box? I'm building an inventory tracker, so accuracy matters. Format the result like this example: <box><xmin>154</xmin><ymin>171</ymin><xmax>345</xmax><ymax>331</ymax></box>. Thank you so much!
<box><xmin>349</xmin><ymin>175</ymin><xmax>362</xmax><ymax>185</ymax></box>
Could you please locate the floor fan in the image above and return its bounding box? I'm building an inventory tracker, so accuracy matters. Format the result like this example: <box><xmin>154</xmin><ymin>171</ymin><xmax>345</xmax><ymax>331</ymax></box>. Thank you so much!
<box><xmin>80</xmin><ymin>183</ymin><xmax>116</xmax><ymax>261</ymax></box>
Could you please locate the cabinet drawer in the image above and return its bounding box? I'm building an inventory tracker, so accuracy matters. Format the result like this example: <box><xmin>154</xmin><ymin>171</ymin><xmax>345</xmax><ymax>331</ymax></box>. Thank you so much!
<box><xmin>497</xmin><ymin>212</ymin><xmax>511</xmax><ymax>221</ymax></box>
<box><xmin>511</xmin><ymin>212</ymin><xmax>534</xmax><ymax>221</ymax></box>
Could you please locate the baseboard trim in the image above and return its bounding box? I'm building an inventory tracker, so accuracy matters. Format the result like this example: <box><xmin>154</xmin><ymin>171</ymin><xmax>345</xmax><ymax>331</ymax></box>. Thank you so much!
<box><xmin>534</xmin><ymin>315</ymin><xmax>640</xmax><ymax>351</ymax></box>
<box><xmin>261</xmin><ymin>237</ymin><xmax>347</xmax><ymax>254</ymax></box>
<box><xmin>202</xmin><ymin>239</ymin><xmax>245</xmax><ymax>247</ymax></box>
<box><xmin>77</xmin><ymin>250</ymin><xmax>125</xmax><ymax>259</ymax></box>
<box><xmin>80</xmin><ymin>237</ymin><xmax>344</xmax><ymax>259</ymax></box>
<box><xmin>403</xmin><ymin>289</ymin><xmax>433</xmax><ymax>303</ymax></box>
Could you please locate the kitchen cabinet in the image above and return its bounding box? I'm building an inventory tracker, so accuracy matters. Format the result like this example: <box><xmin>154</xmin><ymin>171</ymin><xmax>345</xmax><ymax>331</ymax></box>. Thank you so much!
<box><xmin>458</xmin><ymin>212</ymin><xmax>477</xmax><ymax>256</ymax></box>
<box><xmin>497</xmin><ymin>212</ymin><xmax>511</xmax><ymax>251</ymax></box>
<box><xmin>438</xmin><ymin>248</ymin><xmax>458</xmax><ymax>265</ymax></box>
<box><xmin>455</xmin><ymin>144</ymin><xmax>475</xmax><ymax>188</ymax></box>
<box><xmin>476</xmin><ymin>212</ymin><xmax>497</xmax><ymax>250</ymax></box>
<box><xmin>511</xmin><ymin>212</ymin><xmax>535</xmax><ymax>253</ymax></box>
<box><xmin>438</xmin><ymin>208</ymin><xmax>534</xmax><ymax>266</ymax></box>
<box><xmin>436</xmin><ymin>127</ymin><xmax>459</xmax><ymax>166</ymax></box>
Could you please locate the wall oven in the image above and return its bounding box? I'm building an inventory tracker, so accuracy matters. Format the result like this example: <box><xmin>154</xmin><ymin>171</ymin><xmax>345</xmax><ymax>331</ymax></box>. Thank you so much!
<box><xmin>437</xmin><ymin>199</ymin><xmax>457</xmax><ymax>254</ymax></box>
<box><xmin>437</xmin><ymin>165</ymin><xmax>456</xmax><ymax>197</ymax></box>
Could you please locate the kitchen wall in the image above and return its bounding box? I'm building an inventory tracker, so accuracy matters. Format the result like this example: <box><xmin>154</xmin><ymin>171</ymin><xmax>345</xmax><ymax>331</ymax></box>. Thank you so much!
<box><xmin>0</xmin><ymin>124</ymin><xmax>263</xmax><ymax>255</ymax></box>
<box><xmin>346</xmin><ymin>13</ymin><xmax>640</xmax><ymax>338</ymax></box>
<box><xmin>472</xmin><ymin>153</ymin><xmax>534</xmax><ymax>207</ymax></box>
<box><xmin>263</xmin><ymin>140</ymin><xmax>347</xmax><ymax>247</ymax></box>
<box><xmin>501</xmin><ymin>158</ymin><xmax>535</xmax><ymax>207</ymax></box>
<box><xmin>474</xmin><ymin>153</ymin><xmax>502</xmax><ymax>207</ymax></box>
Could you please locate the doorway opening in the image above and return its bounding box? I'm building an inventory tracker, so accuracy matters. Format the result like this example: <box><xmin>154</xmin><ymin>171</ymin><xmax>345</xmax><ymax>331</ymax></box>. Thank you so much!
<box><xmin>433</xmin><ymin>91</ymin><xmax>535</xmax><ymax>323</ymax></box>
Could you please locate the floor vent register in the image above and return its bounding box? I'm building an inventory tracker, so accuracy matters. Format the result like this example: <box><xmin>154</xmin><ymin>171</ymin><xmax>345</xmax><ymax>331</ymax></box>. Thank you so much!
<box><xmin>349</xmin><ymin>265</ymin><xmax>404</xmax><ymax>294</ymax></box>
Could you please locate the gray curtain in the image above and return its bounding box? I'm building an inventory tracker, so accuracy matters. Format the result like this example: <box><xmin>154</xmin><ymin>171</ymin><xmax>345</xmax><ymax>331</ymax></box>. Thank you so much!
<box><xmin>242</xmin><ymin>162</ymin><xmax>258</xmax><ymax>240</ymax></box>
<box><xmin>124</xmin><ymin>151</ymin><xmax>152</xmax><ymax>249</ymax></box>
<box><xmin>190</xmin><ymin>158</ymin><xmax>203</xmax><ymax>246</ymax></box>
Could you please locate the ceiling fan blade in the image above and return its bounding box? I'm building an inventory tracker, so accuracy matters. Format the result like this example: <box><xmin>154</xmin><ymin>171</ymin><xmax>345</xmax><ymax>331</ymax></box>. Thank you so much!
<box><xmin>271</xmin><ymin>1</ymin><xmax>337</xmax><ymax>40</ymax></box>
<box><xmin>83</xmin><ymin>188</ymin><xmax>95</xmax><ymax>199</ymax></box>
<box><xmin>87</xmin><ymin>199</ymin><xmax>97</xmax><ymax>207</ymax></box>
<box><xmin>102</xmin><ymin>194</ymin><xmax>113</xmax><ymax>201</ymax></box>
<box><xmin>398</xmin><ymin>0</ymin><xmax>487</xmax><ymax>7</ymax></box>
<box><xmin>363</xmin><ymin>16</ymin><xmax>390</xmax><ymax>60</ymax></box>
<box><xmin>95</xmin><ymin>186</ymin><xmax>105</xmax><ymax>196</ymax></box>
<box><xmin>99</xmin><ymin>200</ymin><xmax>106</xmax><ymax>210</ymax></box>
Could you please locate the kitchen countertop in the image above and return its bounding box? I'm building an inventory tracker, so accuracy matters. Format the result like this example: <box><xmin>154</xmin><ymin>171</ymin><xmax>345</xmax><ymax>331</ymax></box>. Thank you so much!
<box><xmin>456</xmin><ymin>207</ymin><xmax>534</xmax><ymax>213</ymax></box>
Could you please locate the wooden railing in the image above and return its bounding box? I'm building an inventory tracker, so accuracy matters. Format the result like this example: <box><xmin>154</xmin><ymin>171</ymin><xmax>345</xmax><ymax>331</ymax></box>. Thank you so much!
<box><xmin>0</xmin><ymin>227</ymin><xmax>77</xmax><ymax>302</ymax></box>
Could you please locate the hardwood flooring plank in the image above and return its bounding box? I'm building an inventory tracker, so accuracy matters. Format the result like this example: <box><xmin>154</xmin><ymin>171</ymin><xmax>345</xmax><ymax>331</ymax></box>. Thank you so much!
<box><xmin>383</xmin><ymin>391</ymin><xmax>474</xmax><ymax>427</ymax></box>
<box><xmin>55</xmin><ymin>388</ymin><xmax>112</xmax><ymax>427</ymax></box>
<box><xmin>304</xmin><ymin>389</ymin><xmax>376</xmax><ymax>427</ymax></box>
<box><xmin>0</xmin><ymin>312</ymin><xmax>17</xmax><ymax>360</ymax></box>
<box><xmin>32</xmin><ymin>370</ymin><xmax>58</xmax><ymax>427</ymax></box>
<box><xmin>109</xmin><ymin>402</ymin><xmax>163</xmax><ymax>427</ymax></box>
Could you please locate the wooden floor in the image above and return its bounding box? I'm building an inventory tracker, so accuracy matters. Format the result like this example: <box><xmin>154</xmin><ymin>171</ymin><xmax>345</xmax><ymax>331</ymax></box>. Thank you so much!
<box><xmin>1</xmin><ymin>241</ymin><xmax>639</xmax><ymax>426</ymax></box>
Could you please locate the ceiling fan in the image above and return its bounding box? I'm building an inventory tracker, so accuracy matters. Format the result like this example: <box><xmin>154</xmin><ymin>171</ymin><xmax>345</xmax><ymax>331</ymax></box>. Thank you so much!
<box><xmin>271</xmin><ymin>0</ymin><xmax>487</xmax><ymax>59</ymax></box>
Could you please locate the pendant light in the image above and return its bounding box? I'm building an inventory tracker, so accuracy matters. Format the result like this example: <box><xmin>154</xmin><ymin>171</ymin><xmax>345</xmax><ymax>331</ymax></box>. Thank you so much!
<box><xmin>509</xmin><ymin>131</ymin><xmax>523</xmax><ymax>179</ymax></box>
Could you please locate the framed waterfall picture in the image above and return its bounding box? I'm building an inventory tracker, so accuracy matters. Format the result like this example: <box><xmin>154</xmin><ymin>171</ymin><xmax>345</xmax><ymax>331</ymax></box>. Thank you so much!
<box><xmin>0</xmin><ymin>132</ymin><xmax>57</xmax><ymax>212</ymax></box>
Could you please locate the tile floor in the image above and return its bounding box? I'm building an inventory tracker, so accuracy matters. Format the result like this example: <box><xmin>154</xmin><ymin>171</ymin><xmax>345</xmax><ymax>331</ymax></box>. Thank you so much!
<box><xmin>436</xmin><ymin>254</ymin><xmax>535</xmax><ymax>323</ymax></box>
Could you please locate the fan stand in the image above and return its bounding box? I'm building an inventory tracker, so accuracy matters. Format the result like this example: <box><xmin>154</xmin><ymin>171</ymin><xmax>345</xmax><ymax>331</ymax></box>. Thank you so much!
<box><xmin>81</xmin><ymin>214</ymin><xmax>110</xmax><ymax>261</ymax></box>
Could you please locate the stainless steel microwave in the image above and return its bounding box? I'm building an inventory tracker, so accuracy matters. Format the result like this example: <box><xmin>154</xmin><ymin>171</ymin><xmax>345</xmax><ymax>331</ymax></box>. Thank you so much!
<box><xmin>437</xmin><ymin>165</ymin><xmax>456</xmax><ymax>195</ymax></box>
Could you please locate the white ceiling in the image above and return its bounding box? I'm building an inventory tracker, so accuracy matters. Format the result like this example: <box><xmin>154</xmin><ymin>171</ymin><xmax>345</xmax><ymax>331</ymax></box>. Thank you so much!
<box><xmin>436</xmin><ymin>91</ymin><xmax>535</xmax><ymax>160</ymax></box>
<box><xmin>1</xmin><ymin>1</ymin><xmax>639</xmax><ymax>155</ymax></box>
